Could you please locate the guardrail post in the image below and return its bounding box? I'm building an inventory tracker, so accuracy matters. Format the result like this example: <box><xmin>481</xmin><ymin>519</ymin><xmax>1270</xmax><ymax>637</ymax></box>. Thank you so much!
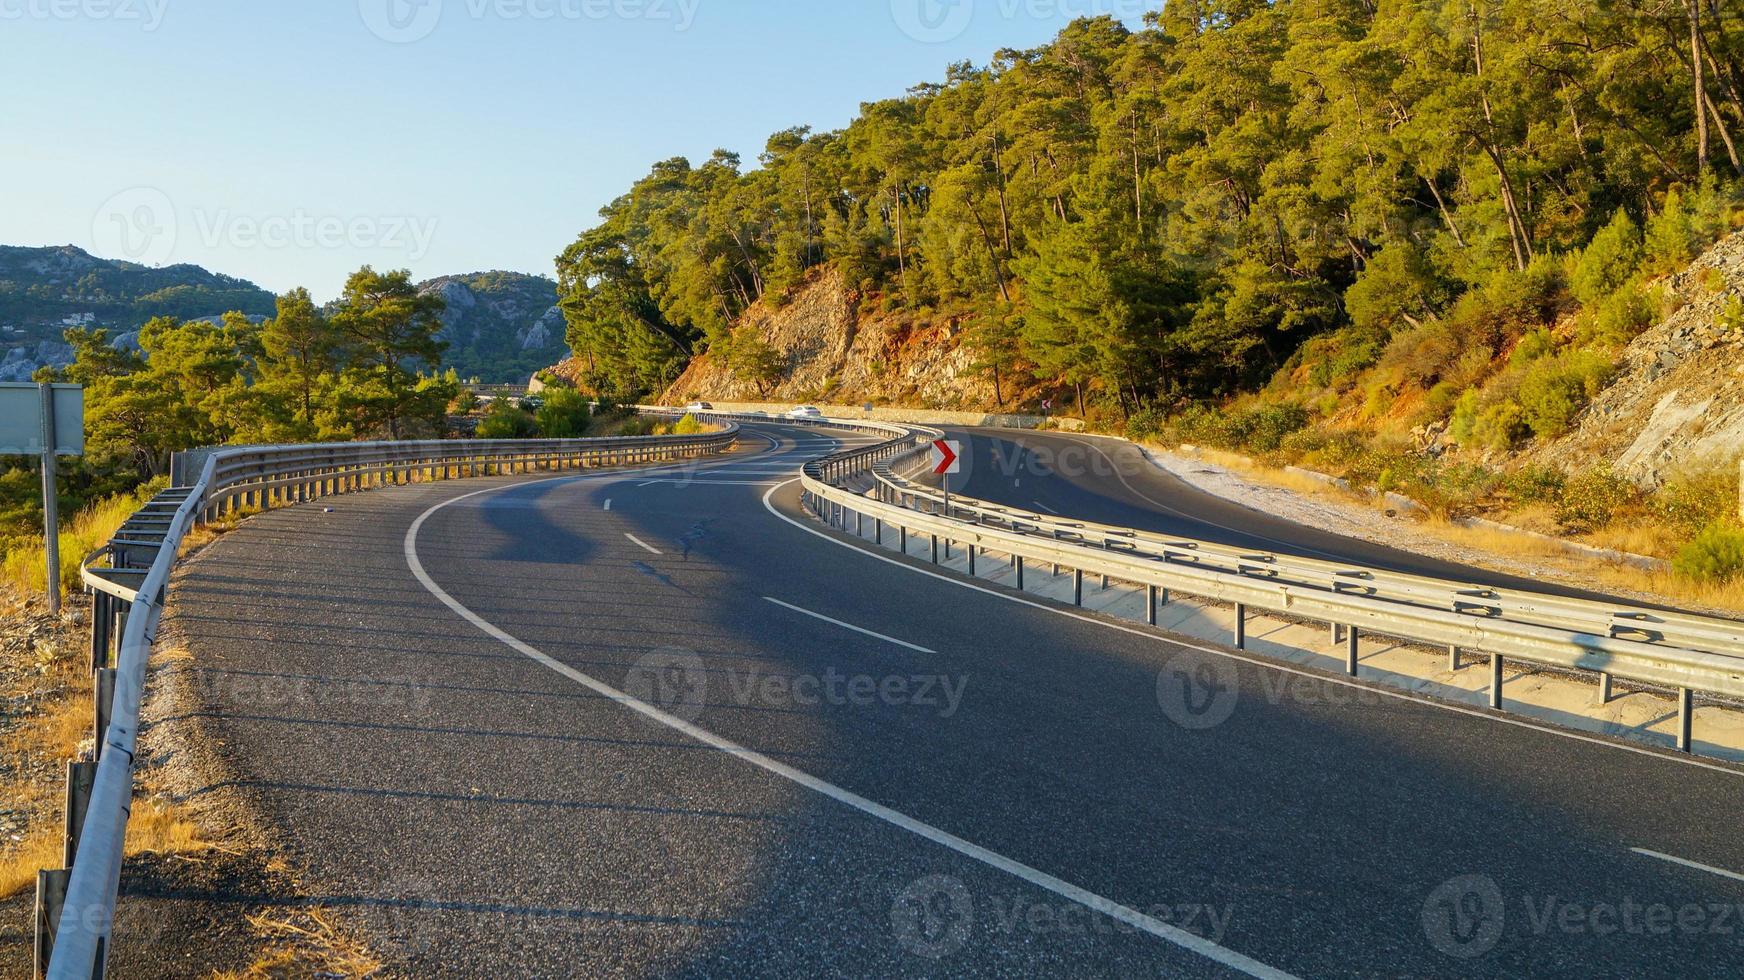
<box><xmin>1072</xmin><ymin>568</ymin><xmax>1083</xmax><ymax>606</ymax></box>
<box><xmin>1146</xmin><ymin>585</ymin><xmax>1158</xmax><ymax>626</ymax></box>
<box><xmin>62</xmin><ymin>759</ymin><xmax>96</xmax><ymax>867</ymax></box>
<box><xmin>900</xmin><ymin>526</ymin><xmax>908</xmax><ymax>554</ymax></box>
<box><xmin>35</xmin><ymin>867</ymin><xmax>68</xmax><ymax>978</ymax></box>
<box><xmin>1448</xmin><ymin>645</ymin><xmax>1461</xmax><ymax>672</ymax></box>
<box><xmin>873</xmin><ymin>516</ymin><xmax>882</xmax><ymax>545</ymax></box>
<box><xmin>93</xmin><ymin>667</ymin><xmax>116</xmax><ymax>756</ymax></box>
<box><xmin>1345</xmin><ymin>627</ymin><xmax>1360</xmax><ymax>676</ymax></box>
<box><xmin>1234</xmin><ymin>604</ymin><xmax>1246</xmax><ymax>649</ymax></box>
<box><xmin>1490</xmin><ymin>655</ymin><xmax>1504</xmax><ymax>709</ymax></box>
<box><xmin>90</xmin><ymin>592</ymin><xmax>109</xmax><ymax>671</ymax></box>
<box><xmin>1678</xmin><ymin>688</ymin><xmax>1694</xmax><ymax>752</ymax></box>
<box><xmin>967</xmin><ymin>544</ymin><xmax>976</xmax><ymax>577</ymax></box>
<box><xmin>930</xmin><ymin>534</ymin><xmax>939</xmax><ymax>564</ymax></box>
<box><xmin>1598</xmin><ymin>672</ymin><xmax>1614</xmax><ymax>704</ymax></box>
<box><xmin>1330</xmin><ymin>623</ymin><xmax>1343</xmax><ymax>646</ymax></box>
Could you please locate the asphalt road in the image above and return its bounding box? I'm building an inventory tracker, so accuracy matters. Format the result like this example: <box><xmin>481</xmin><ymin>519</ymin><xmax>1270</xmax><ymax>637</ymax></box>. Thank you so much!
<box><xmin>161</xmin><ymin>421</ymin><xmax>1744</xmax><ymax>978</ymax></box>
<box><xmin>934</xmin><ymin>427</ymin><xmax>1675</xmax><ymax>604</ymax></box>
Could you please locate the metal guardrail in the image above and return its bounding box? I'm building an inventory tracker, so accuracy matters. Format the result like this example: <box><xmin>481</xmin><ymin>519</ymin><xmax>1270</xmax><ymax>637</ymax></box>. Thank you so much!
<box><xmin>796</xmin><ymin>430</ymin><xmax>1744</xmax><ymax>758</ymax></box>
<box><xmin>40</xmin><ymin>424</ymin><xmax>739</xmax><ymax>979</ymax></box>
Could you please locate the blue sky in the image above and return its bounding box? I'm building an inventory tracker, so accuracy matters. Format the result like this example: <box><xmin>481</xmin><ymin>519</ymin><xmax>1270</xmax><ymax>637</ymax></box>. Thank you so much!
<box><xmin>1</xmin><ymin>0</ymin><xmax>1154</xmax><ymax>299</ymax></box>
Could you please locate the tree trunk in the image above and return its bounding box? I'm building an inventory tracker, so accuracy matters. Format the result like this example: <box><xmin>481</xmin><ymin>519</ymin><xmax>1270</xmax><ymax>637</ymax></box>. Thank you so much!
<box><xmin>1423</xmin><ymin>175</ymin><xmax>1468</xmax><ymax>247</ymax></box>
<box><xmin>1692</xmin><ymin>0</ymin><xmax>1710</xmax><ymax>173</ymax></box>
<box><xmin>990</xmin><ymin>134</ymin><xmax>1013</xmax><ymax>255</ymax></box>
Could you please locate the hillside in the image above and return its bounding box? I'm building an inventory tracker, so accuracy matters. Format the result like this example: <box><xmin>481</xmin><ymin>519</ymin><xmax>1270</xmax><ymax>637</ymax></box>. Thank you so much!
<box><xmin>418</xmin><ymin>271</ymin><xmax>567</xmax><ymax>384</ymax></box>
<box><xmin>660</xmin><ymin>266</ymin><xmax>1024</xmax><ymax>410</ymax></box>
<box><xmin>0</xmin><ymin>245</ymin><xmax>275</xmax><ymax>380</ymax></box>
<box><xmin>1531</xmin><ymin>231</ymin><xmax>1744</xmax><ymax>487</ymax></box>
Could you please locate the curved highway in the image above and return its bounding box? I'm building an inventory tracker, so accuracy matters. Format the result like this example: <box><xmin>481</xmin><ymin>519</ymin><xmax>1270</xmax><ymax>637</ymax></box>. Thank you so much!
<box><xmin>935</xmin><ymin>427</ymin><xmax>1679</xmax><ymax>604</ymax></box>
<box><xmin>161</xmin><ymin>421</ymin><xmax>1744</xmax><ymax>977</ymax></box>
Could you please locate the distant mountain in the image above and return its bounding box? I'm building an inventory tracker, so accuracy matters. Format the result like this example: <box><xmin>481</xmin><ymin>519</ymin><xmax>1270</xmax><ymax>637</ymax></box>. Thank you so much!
<box><xmin>418</xmin><ymin>271</ymin><xmax>566</xmax><ymax>384</ymax></box>
<box><xmin>0</xmin><ymin>245</ymin><xmax>276</xmax><ymax>380</ymax></box>
<box><xmin>0</xmin><ymin>247</ymin><xmax>570</xmax><ymax>385</ymax></box>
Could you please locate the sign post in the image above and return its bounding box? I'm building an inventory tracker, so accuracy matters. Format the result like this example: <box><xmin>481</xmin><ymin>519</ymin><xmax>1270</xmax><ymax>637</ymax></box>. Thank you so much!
<box><xmin>929</xmin><ymin>438</ymin><xmax>962</xmax><ymax>518</ymax></box>
<box><xmin>2</xmin><ymin>383</ymin><xmax>85</xmax><ymax>615</ymax></box>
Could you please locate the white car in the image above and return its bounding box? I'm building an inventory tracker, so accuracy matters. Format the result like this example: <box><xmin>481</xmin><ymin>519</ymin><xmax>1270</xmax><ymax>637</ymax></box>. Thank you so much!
<box><xmin>684</xmin><ymin>401</ymin><xmax>714</xmax><ymax>413</ymax></box>
<box><xmin>786</xmin><ymin>405</ymin><xmax>823</xmax><ymax>419</ymax></box>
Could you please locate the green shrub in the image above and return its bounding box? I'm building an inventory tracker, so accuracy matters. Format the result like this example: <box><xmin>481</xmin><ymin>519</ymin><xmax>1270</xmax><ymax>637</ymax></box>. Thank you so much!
<box><xmin>671</xmin><ymin>413</ymin><xmax>706</xmax><ymax>435</ymax></box>
<box><xmin>1673</xmin><ymin>523</ymin><xmax>1744</xmax><ymax>582</ymax></box>
<box><xmin>1508</xmin><ymin>328</ymin><xmax>1555</xmax><ymax>367</ymax></box>
<box><xmin>1231</xmin><ymin>403</ymin><xmax>1310</xmax><ymax>453</ymax></box>
<box><xmin>1126</xmin><ymin>407</ymin><xmax>1166</xmax><ymax>441</ymax></box>
<box><xmin>1652</xmin><ymin>467</ymin><xmax>1738</xmax><ymax>535</ymax></box>
<box><xmin>1644</xmin><ymin>177</ymin><xmax>1739</xmax><ymax>274</ymax></box>
<box><xmin>1571</xmin><ymin>209</ymin><xmax>1643</xmax><ymax>305</ymax></box>
<box><xmin>1517</xmin><ymin>351</ymin><xmax>1614</xmax><ymax>439</ymax></box>
<box><xmin>1502</xmin><ymin>465</ymin><xmax>1565</xmax><ymax>504</ymax></box>
<box><xmin>477</xmin><ymin>401</ymin><xmax>538</xmax><ymax>439</ymax></box>
<box><xmin>534</xmin><ymin>388</ymin><xmax>592</xmax><ymax>438</ymax></box>
<box><xmin>1590</xmin><ymin>285</ymin><xmax>1656</xmax><ymax>344</ymax></box>
<box><xmin>1473</xmin><ymin>399</ymin><xmax>1530</xmax><ymax>450</ymax></box>
<box><xmin>1556</xmin><ymin>467</ymin><xmax>1637</xmax><ymax>532</ymax></box>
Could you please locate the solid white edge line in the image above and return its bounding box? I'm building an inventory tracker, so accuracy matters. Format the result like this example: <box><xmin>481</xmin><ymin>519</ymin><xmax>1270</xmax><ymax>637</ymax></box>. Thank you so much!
<box><xmin>624</xmin><ymin>533</ymin><xmax>663</xmax><ymax>555</ymax></box>
<box><xmin>1630</xmin><ymin>848</ymin><xmax>1744</xmax><ymax>884</ymax></box>
<box><xmin>762</xmin><ymin>596</ymin><xmax>938</xmax><ymax>654</ymax></box>
<box><xmin>760</xmin><ymin>480</ymin><xmax>1744</xmax><ymax>779</ymax></box>
<box><xmin>404</xmin><ymin>478</ymin><xmax>1298</xmax><ymax>980</ymax></box>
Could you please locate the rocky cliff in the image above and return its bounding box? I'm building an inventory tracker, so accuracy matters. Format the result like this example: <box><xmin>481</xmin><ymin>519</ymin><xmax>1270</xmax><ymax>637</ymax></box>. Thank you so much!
<box><xmin>1533</xmin><ymin>230</ymin><xmax>1744</xmax><ymax>486</ymax></box>
<box><xmin>660</xmin><ymin>267</ymin><xmax>1028</xmax><ymax>410</ymax></box>
<box><xmin>418</xmin><ymin>271</ymin><xmax>567</xmax><ymax>384</ymax></box>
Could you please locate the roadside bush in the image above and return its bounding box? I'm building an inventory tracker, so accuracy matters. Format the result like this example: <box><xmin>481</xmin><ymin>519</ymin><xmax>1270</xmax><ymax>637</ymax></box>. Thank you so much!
<box><xmin>1652</xmin><ymin>466</ymin><xmax>1738</xmax><ymax>535</ymax></box>
<box><xmin>670</xmin><ymin>413</ymin><xmax>706</xmax><ymax>435</ymax></box>
<box><xmin>1452</xmin><ymin>389</ymin><xmax>1528</xmax><ymax>450</ymax></box>
<box><xmin>1673</xmin><ymin>523</ymin><xmax>1744</xmax><ymax>582</ymax></box>
<box><xmin>1126</xmin><ymin>407</ymin><xmax>1166</xmax><ymax>441</ymax></box>
<box><xmin>477</xmin><ymin>401</ymin><xmax>538</xmax><ymax>439</ymax></box>
<box><xmin>1230</xmin><ymin>403</ymin><xmax>1309</xmax><ymax>453</ymax></box>
<box><xmin>1556</xmin><ymin>467</ymin><xmax>1637</xmax><ymax>532</ymax></box>
<box><xmin>1278</xmin><ymin>427</ymin><xmax>1365</xmax><ymax>469</ymax></box>
<box><xmin>1502</xmin><ymin>464</ymin><xmax>1565</xmax><ymax>504</ymax></box>
<box><xmin>534</xmin><ymin>388</ymin><xmax>592</xmax><ymax>438</ymax></box>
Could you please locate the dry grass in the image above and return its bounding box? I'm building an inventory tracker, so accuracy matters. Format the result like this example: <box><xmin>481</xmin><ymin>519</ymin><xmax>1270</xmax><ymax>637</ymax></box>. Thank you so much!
<box><xmin>1580</xmin><ymin>521</ymin><xmax>1684</xmax><ymax>560</ymax></box>
<box><xmin>1</xmin><ymin>483</ymin><xmax>164</xmax><ymax>599</ymax></box>
<box><xmin>0</xmin><ymin>646</ymin><xmax>211</xmax><ymax>900</ymax></box>
<box><xmin>211</xmin><ymin>908</ymin><xmax>382</xmax><ymax>979</ymax></box>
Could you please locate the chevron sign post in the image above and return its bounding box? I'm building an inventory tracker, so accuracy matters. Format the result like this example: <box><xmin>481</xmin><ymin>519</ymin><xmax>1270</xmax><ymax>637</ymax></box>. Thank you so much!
<box><xmin>930</xmin><ymin>438</ymin><xmax>962</xmax><ymax>516</ymax></box>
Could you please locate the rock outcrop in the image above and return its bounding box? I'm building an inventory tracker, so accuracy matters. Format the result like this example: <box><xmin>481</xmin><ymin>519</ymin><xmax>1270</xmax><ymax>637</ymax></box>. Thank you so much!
<box><xmin>1534</xmin><ymin>229</ymin><xmax>1744</xmax><ymax>485</ymax></box>
<box><xmin>661</xmin><ymin>267</ymin><xmax>1031</xmax><ymax>411</ymax></box>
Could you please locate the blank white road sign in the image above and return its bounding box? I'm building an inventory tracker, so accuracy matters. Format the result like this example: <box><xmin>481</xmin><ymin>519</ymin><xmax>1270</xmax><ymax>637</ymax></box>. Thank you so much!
<box><xmin>0</xmin><ymin>383</ymin><xmax>84</xmax><ymax>456</ymax></box>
